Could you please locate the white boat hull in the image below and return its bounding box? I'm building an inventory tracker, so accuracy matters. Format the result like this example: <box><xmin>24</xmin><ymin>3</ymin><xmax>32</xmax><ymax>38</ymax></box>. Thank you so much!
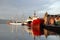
<box><xmin>10</xmin><ymin>22</ymin><xmax>27</xmax><ymax>25</ymax></box>
<box><xmin>10</xmin><ymin>23</ymin><xmax>22</xmax><ymax>25</ymax></box>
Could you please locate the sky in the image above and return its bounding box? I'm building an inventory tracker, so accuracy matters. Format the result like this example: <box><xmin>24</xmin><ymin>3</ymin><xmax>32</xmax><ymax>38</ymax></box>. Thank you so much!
<box><xmin>0</xmin><ymin>0</ymin><xmax>60</xmax><ymax>19</ymax></box>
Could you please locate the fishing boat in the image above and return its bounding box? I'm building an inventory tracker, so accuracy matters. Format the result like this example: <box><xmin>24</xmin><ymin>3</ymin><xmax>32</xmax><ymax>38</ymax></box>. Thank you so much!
<box><xmin>25</xmin><ymin>12</ymin><xmax>60</xmax><ymax>39</ymax></box>
<box><xmin>9</xmin><ymin>14</ymin><xmax>27</xmax><ymax>25</ymax></box>
<box><xmin>24</xmin><ymin>11</ymin><xmax>44</xmax><ymax>40</ymax></box>
<box><xmin>26</xmin><ymin>11</ymin><xmax>39</xmax><ymax>27</ymax></box>
<box><xmin>25</xmin><ymin>16</ymin><xmax>32</xmax><ymax>27</ymax></box>
<box><xmin>9</xmin><ymin>22</ymin><xmax>27</xmax><ymax>25</ymax></box>
<box><xmin>43</xmin><ymin>12</ymin><xmax>60</xmax><ymax>36</ymax></box>
<box><xmin>9</xmin><ymin>19</ymin><xmax>22</xmax><ymax>25</ymax></box>
<box><xmin>31</xmin><ymin>18</ymin><xmax>44</xmax><ymax>36</ymax></box>
<box><xmin>9</xmin><ymin>22</ymin><xmax>22</xmax><ymax>25</ymax></box>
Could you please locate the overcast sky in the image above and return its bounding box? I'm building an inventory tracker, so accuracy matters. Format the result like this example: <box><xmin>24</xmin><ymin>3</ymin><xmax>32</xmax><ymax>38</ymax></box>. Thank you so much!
<box><xmin>0</xmin><ymin>0</ymin><xmax>60</xmax><ymax>19</ymax></box>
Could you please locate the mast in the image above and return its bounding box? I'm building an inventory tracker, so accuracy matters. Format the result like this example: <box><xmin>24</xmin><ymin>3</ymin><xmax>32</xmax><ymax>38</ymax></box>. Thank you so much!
<box><xmin>33</xmin><ymin>10</ymin><xmax>36</xmax><ymax>17</ymax></box>
<box><xmin>21</xmin><ymin>13</ymin><xmax>25</xmax><ymax>23</ymax></box>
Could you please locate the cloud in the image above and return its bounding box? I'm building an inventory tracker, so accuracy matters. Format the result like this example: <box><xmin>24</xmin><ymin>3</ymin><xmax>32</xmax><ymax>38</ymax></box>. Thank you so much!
<box><xmin>47</xmin><ymin>1</ymin><xmax>60</xmax><ymax>15</ymax></box>
<box><xmin>0</xmin><ymin>0</ymin><xmax>60</xmax><ymax>19</ymax></box>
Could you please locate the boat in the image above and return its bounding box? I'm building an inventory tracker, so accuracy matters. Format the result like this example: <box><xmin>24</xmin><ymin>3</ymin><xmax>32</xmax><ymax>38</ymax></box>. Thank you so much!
<box><xmin>25</xmin><ymin>11</ymin><xmax>60</xmax><ymax>38</ymax></box>
<box><xmin>31</xmin><ymin>18</ymin><xmax>44</xmax><ymax>36</ymax></box>
<box><xmin>25</xmin><ymin>11</ymin><xmax>39</xmax><ymax>27</ymax></box>
<box><xmin>43</xmin><ymin>12</ymin><xmax>60</xmax><ymax>37</ymax></box>
<box><xmin>9</xmin><ymin>14</ymin><xmax>27</xmax><ymax>25</ymax></box>
<box><xmin>24</xmin><ymin>11</ymin><xmax>44</xmax><ymax>40</ymax></box>
<box><xmin>44</xmin><ymin>25</ymin><xmax>60</xmax><ymax>35</ymax></box>
<box><xmin>25</xmin><ymin>16</ymin><xmax>32</xmax><ymax>27</ymax></box>
<box><xmin>9</xmin><ymin>19</ymin><xmax>22</xmax><ymax>25</ymax></box>
<box><xmin>9</xmin><ymin>23</ymin><xmax>22</xmax><ymax>25</ymax></box>
<box><xmin>9</xmin><ymin>22</ymin><xmax>27</xmax><ymax>26</ymax></box>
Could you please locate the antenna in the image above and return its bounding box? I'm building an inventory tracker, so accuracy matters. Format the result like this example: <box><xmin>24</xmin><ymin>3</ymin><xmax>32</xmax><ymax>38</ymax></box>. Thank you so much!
<box><xmin>34</xmin><ymin>10</ymin><xmax>36</xmax><ymax>16</ymax></box>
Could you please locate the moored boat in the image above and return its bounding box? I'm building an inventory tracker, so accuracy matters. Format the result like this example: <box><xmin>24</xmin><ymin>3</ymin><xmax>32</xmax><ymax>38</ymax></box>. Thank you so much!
<box><xmin>26</xmin><ymin>12</ymin><xmax>60</xmax><ymax>38</ymax></box>
<box><xmin>31</xmin><ymin>18</ymin><xmax>44</xmax><ymax>36</ymax></box>
<box><xmin>25</xmin><ymin>11</ymin><xmax>44</xmax><ymax>40</ymax></box>
<box><xmin>9</xmin><ymin>23</ymin><xmax>22</xmax><ymax>25</ymax></box>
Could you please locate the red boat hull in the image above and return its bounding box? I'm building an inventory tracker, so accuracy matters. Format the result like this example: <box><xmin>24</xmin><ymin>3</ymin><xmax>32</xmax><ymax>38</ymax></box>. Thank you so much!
<box><xmin>31</xmin><ymin>18</ymin><xmax>44</xmax><ymax>36</ymax></box>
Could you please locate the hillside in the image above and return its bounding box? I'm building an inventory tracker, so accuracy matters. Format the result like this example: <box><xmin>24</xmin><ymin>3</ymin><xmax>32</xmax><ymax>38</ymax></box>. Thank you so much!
<box><xmin>0</xmin><ymin>19</ymin><xmax>11</xmax><ymax>24</ymax></box>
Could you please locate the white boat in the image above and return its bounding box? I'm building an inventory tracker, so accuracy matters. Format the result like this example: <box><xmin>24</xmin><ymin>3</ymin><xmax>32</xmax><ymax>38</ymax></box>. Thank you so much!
<box><xmin>10</xmin><ymin>22</ymin><xmax>27</xmax><ymax>25</ymax></box>
<box><xmin>10</xmin><ymin>23</ymin><xmax>22</xmax><ymax>25</ymax></box>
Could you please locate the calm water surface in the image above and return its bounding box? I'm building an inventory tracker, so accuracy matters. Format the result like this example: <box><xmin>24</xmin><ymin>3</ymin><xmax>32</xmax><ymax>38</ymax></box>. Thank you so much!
<box><xmin>0</xmin><ymin>24</ymin><xmax>60</xmax><ymax>40</ymax></box>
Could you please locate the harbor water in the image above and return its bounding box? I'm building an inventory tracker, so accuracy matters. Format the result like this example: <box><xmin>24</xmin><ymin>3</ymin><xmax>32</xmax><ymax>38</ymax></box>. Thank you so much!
<box><xmin>0</xmin><ymin>24</ymin><xmax>60</xmax><ymax>40</ymax></box>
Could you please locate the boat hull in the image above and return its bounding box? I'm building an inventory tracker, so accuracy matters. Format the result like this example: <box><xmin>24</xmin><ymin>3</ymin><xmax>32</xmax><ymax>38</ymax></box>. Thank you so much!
<box><xmin>44</xmin><ymin>25</ymin><xmax>60</xmax><ymax>34</ymax></box>
<box><xmin>9</xmin><ymin>23</ymin><xmax>22</xmax><ymax>25</ymax></box>
<box><xmin>27</xmin><ymin>21</ymin><xmax>32</xmax><ymax>28</ymax></box>
<box><xmin>31</xmin><ymin>18</ymin><xmax>44</xmax><ymax>36</ymax></box>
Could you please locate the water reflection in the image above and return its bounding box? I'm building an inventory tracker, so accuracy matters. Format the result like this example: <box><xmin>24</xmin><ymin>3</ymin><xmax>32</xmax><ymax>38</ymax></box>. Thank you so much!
<box><xmin>11</xmin><ymin>25</ymin><xmax>14</xmax><ymax>32</ymax></box>
<box><xmin>10</xmin><ymin>25</ymin><xmax>27</xmax><ymax>40</ymax></box>
<box><xmin>10</xmin><ymin>25</ymin><xmax>18</xmax><ymax>32</ymax></box>
<box><xmin>47</xmin><ymin>35</ymin><xmax>60</xmax><ymax>40</ymax></box>
<box><xmin>0</xmin><ymin>24</ymin><xmax>60</xmax><ymax>40</ymax></box>
<box><xmin>10</xmin><ymin>25</ymin><xmax>23</xmax><ymax>40</ymax></box>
